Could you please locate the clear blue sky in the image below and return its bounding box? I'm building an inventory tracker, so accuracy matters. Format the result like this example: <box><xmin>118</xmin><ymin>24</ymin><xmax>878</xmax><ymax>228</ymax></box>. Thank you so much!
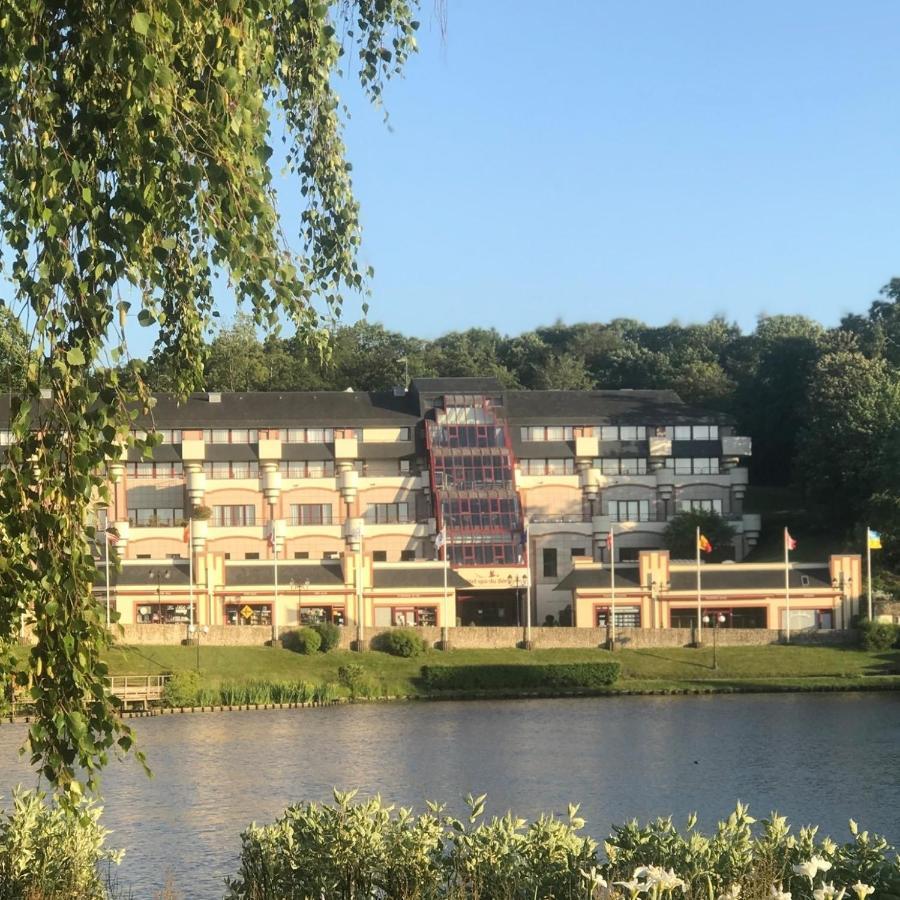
<box><xmin>298</xmin><ymin>0</ymin><xmax>900</xmax><ymax>340</ymax></box>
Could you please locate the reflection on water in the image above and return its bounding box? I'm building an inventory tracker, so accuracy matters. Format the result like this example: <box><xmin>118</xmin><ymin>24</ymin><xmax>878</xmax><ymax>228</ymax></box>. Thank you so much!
<box><xmin>0</xmin><ymin>693</ymin><xmax>898</xmax><ymax>899</ymax></box>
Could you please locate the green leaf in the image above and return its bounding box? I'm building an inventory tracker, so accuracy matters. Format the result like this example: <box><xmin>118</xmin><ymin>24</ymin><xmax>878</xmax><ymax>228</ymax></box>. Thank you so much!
<box><xmin>137</xmin><ymin>309</ymin><xmax>154</xmax><ymax>327</ymax></box>
<box><xmin>131</xmin><ymin>12</ymin><xmax>150</xmax><ymax>35</ymax></box>
<box><xmin>66</xmin><ymin>347</ymin><xmax>86</xmax><ymax>366</ymax></box>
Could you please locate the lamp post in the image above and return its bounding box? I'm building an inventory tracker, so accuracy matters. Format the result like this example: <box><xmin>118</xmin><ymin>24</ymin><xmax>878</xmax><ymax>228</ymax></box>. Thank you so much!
<box><xmin>150</xmin><ymin>568</ymin><xmax>171</xmax><ymax>621</ymax></box>
<box><xmin>290</xmin><ymin>577</ymin><xmax>311</xmax><ymax>624</ymax></box>
<box><xmin>702</xmin><ymin>613</ymin><xmax>726</xmax><ymax>670</ymax></box>
<box><xmin>188</xmin><ymin>624</ymin><xmax>209</xmax><ymax>672</ymax></box>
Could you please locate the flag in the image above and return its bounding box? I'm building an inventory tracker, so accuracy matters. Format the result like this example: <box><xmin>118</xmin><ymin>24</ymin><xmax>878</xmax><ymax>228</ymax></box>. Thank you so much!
<box><xmin>868</xmin><ymin>529</ymin><xmax>882</xmax><ymax>550</ymax></box>
<box><xmin>105</xmin><ymin>527</ymin><xmax>120</xmax><ymax>546</ymax></box>
<box><xmin>267</xmin><ymin>522</ymin><xmax>277</xmax><ymax>550</ymax></box>
<box><xmin>434</xmin><ymin>528</ymin><xmax>445</xmax><ymax>560</ymax></box>
<box><xmin>698</xmin><ymin>533</ymin><xmax>712</xmax><ymax>554</ymax></box>
<box><xmin>605</xmin><ymin>530</ymin><xmax>614</xmax><ymax>551</ymax></box>
<box><xmin>182</xmin><ymin>522</ymin><xmax>190</xmax><ymax>544</ymax></box>
<box><xmin>785</xmin><ymin>529</ymin><xmax>797</xmax><ymax>551</ymax></box>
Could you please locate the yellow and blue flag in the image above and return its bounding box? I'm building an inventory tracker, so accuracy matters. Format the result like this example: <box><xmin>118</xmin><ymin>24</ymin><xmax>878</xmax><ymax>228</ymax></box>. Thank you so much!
<box><xmin>867</xmin><ymin>529</ymin><xmax>882</xmax><ymax>550</ymax></box>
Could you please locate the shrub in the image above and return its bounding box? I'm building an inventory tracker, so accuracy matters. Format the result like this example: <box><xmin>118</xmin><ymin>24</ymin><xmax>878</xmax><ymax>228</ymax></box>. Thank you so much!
<box><xmin>162</xmin><ymin>670</ymin><xmax>201</xmax><ymax>707</ymax></box>
<box><xmin>0</xmin><ymin>789</ymin><xmax>122</xmax><ymax>899</ymax></box>
<box><xmin>226</xmin><ymin>795</ymin><xmax>900</xmax><ymax>900</ymax></box>
<box><xmin>858</xmin><ymin>619</ymin><xmax>900</xmax><ymax>651</ymax></box>
<box><xmin>420</xmin><ymin>662</ymin><xmax>621</xmax><ymax>692</ymax></box>
<box><xmin>283</xmin><ymin>627</ymin><xmax>322</xmax><ymax>655</ymax></box>
<box><xmin>336</xmin><ymin>664</ymin><xmax>380</xmax><ymax>699</ymax></box>
<box><xmin>312</xmin><ymin>621</ymin><xmax>341</xmax><ymax>653</ymax></box>
<box><xmin>373</xmin><ymin>627</ymin><xmax>425</xmax><ymax>658</ymax></box>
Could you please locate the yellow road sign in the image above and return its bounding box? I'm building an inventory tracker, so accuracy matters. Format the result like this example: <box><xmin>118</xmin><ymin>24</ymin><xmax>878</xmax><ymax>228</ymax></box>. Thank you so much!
<box><xmin>240</xmin><ymin>605</ymin><xmax>254</xmax><ymax>621</ymax></box>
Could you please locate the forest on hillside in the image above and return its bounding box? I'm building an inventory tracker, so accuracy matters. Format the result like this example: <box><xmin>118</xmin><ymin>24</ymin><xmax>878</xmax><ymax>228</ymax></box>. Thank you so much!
<box><xmin>3</xmin><ymin>280</ymin><xmax>900</xmax><ymax>574</ymax></box>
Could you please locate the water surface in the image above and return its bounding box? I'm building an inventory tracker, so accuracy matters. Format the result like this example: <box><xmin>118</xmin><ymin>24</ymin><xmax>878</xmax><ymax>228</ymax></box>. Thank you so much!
<box><xmin>0</xmin><ymin>692</ymin><xmax>897</xmax><ymax>898</ymax></box>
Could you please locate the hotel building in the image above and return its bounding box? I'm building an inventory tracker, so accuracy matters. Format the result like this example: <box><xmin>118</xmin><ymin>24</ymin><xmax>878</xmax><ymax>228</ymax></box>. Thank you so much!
<box><xmin>28</xmin><ymin>377</ymin><xmax>858</xmax><ymax>633</ymax></box>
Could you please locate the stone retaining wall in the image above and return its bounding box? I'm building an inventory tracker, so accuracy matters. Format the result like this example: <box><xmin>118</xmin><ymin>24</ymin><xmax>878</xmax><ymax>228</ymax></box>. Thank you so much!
<box><xmin>111</xmin><ymin>623</ymin><xmax>855</xmax><ymax>649</ymax></box>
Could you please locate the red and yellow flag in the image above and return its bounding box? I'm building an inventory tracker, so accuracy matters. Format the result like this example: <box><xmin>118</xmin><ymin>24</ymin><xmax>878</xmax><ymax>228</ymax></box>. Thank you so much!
<box><xmin>698</xmin><ymin>533</ymin><xmax>713</xmax><ymax>554</ymax></box>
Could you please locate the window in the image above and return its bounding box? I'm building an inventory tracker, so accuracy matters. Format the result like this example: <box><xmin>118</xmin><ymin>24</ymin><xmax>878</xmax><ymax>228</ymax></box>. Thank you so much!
<box><xmin>136</xmin><ymin>553</ymin><xmax>151</xmax><ymax>559</ymax></box>
<box><xmin>290</xmin><ymin>504</ymin><xmax>333</xmax><ymax>526</ymax></box>
<box><xmin>400</xmin><ymin>549</ymin><xmax>416</xmax><ymax>561</ymax></box>
<box><xmin>136</xmin><ymin>462</ymin><xmax>154</xmax><ymax>478</ymax></box>
<box><xmin>245</xmin><ymin>552</ymin><xmax>259</xmax><ymax>560</ymax></box>
<box><xmin>205</xmin><ymin>429</ymin><xmax>258</xmax><ymax>443</ymax></box>
<box><xmin>677</xmin><ymin>499</ymin><xmax>724</xmax><ymax>514</ymax></box>
<box><xmin>203</xmin><ymin>461</ymin><xmax>259</xmax><ymax>479</ymax></box>
<box><xmin>294</xmin><ymin>551</ymin><xmax>309</xmax><ymax>559</ymax></box>
<box><xmin>667</xmin><ymin>458</ymin><xmax>720</xmax><ymax>475</ymax></box>
<box><xmin>128</xmin><ymin>507</ymin><xmax>184</xmax><ymax>526</ymax></box>
<box><xmin>674</xmin><ymin>425</ymin><xmax>692</xmax><ymax>440</ymax></box>
<box><xmin>542</xmin><ymin>548</ymin><xmax>558</xmax><ymax>578</ymax></box>
<box><xmin>619</xmin><ymin>426</ymin><xmax>646</xmax><ymax>441</ymax></box>
<box><xmin>372</xmin><ymin>550</ymin><xmax>388</xmax><ymax>562</ymax></box>
<box><xmin>399</xmin><ymin>459</ymin><xmax>411</xmax><ymax>474</ymax></box>
<box><xmin>597</xmin><ymin>458</ymin><xmax>648</xmax><ymax>475</ymax></box>
<box><xmin>608</xmin><ymin>500</ymin><xmax>651</xmax><ymax>522</ymax></box>
<box><xmin>137</xmin><ymin>602</ymin><xmax>196</xmax><ymax>624</ymax></box>
<box><xmin>364</xmin><ymin>502</ymin><xmax>410</xmax><ymax>524</ymax></box>
<box><xmin>692</xmin><ymin>425</ymin><xmax>719</xmax><ymax>440</ymax></box>
<box><xmin>619</xmin><ymin>547</ymin><xmax>642</xmax><ymax>562</ymax></box>
<box><xmin>323</xmin><ymin>551</ymin><xmax>340</xmax><ymax>560</ymax></box>
<box><xmin>224</xmin><ymin>603</ymin><xmax>271</xmax><ymax>626</ymax></box>
<box><xmin>520</xmin><ymin>426</ymin><xmax>575</xmax><ymax>442</ymax></box>
<box><xmin>520</xmin><ymin>458</ymin><xmax>575</xmax><ymax>476</ymax></box>
<box><xmin>211</xmin><ymin>504</ymin><xmax>256</xmax><ymax>526</ymax></box>
<box><xmin>156</xmin><ymin>429</ymin><xmax>182</xmax><ymax>444</ymax></box>
<box><xmin>571</xmin><ymin>547</ymin><xmax>586</xmax><ymax>559</ymax></box>
<box><xmin>595</xmin><ymin>606</ymin><xmax>641</xmax><ymax>627</ymax></box>
<box><xmin>278</xmin><ymin>460</ymin><xmax>334</xmax><ymax>478</ymax></box>
<box><xmin>284</xmin><ymin>427</ymin><xmax>335</xmax><ymax>443</ymax></box>
<box><xmin>600</xmin><ymin>426</ymin><xmax>618</xmax><ymax>441</ymax></box>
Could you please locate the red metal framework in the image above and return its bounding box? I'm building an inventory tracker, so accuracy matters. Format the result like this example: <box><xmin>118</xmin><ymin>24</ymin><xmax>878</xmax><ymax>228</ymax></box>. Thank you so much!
<box><xmin>425</xmin><ymin>395</ymin><xmax>525</xmax><ymax>567</ymax></box>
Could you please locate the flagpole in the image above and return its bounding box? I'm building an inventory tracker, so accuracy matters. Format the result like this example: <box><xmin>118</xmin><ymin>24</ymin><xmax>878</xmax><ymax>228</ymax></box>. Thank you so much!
<box><xmin>272</xmin><ymin>521</ymin><xmax>279</xmax><ymax>644</ymax></box>
<box><xmin>696</xmin><ymin>525</ymin><xmax>702</xmax><ymax>645</ymax></box>
<box><xmin>610</xmin><ymin>527</ymin><xmax>616</xmax><ymax>648</ymax></box>
<box><xmin>104</xmin><ymin>528</ymin><xmax>111</xmax><ymax>628</ymax></box>
<box><xmin>188</xmin><ymin>517</ymin><xmax>194</xmax><ymax>628</ymax></box>
<box><xmin>784</xmin><ymin>527</ymin><xmax>791</xmax><ymax>643</ymax></box>
<box><xmin>866</xmin><ymin>526</ymin><xmax>872</xmax><ymax>621</ymax></box>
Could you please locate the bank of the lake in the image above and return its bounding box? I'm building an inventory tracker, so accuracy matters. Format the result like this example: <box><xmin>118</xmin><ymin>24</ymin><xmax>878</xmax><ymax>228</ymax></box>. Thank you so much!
<box><xmin>104</xmin><ymin>643</ymin><xmax>900</xmax><ymax>702</ymax></box>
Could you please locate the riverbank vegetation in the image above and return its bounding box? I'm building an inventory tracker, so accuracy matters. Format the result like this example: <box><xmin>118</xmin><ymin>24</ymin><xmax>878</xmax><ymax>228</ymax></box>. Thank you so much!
<box><xmin>103</xmin><ymin>644</ymin><xmax>900</xmax><ymax>705</ymax></box>
<box><xmin>226</xmin><ymin>793</ymin><xmax>900</xmax><ymax>900</ymax></box>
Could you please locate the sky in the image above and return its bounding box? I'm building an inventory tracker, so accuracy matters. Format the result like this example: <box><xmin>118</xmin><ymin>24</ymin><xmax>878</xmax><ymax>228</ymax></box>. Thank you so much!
<box><xmin>293</xmin><ymin>0</ymin><xmax>900</xmax><ymax>342</ymax></box>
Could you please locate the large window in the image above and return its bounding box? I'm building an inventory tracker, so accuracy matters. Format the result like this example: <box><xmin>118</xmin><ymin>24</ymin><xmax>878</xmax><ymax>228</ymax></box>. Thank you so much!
<box><xmin>279</xmin><ymin>460</ymin><xmax>334</xmax><ymax>478</ymax></box>
<box><xmin>204</xmin><ymin>429</ymin><xmax>259</xmax><ymax>444</ymax></box>
<box><xmin>597</xmin><ymin>458</ymin><xmax>648</xmax><ymax>475</ymax></box>
<box><xmin>126</xmin><ymin>461</ymin><xmax>184</xmax><ymax>478</ymax></box>
<box><xmin>203</xmin><ymin>461</ymin><xmax>259</xmax><ymax>479</ymax></box>
<box><xmin>666</xmin><ymin>457</ymin><xmax>720</xmax><ymax>475</ymax></box>
<box><xmin>519</xmin><ymin>458</ymin><xmax>575</xmax><ymax>475</ymax></box>
<box><xmin>364</xmin><ymin>502</ymin><xmax>410</xmax><ymax>524</ymax></box>
<box><xmin>224</xmin><ymin>603</ymin><xmax>271</xmax><ymax>626</ymax></box>
<box><xmin>128</xmin><ymin>507</ymin><xmax>184</xmax><ymax>526</ymax></box>
<box><xmin>608</xmin><ymin>500</ymin><xmax>651</xmax><ymax>522</ymax></box>
<box><xmin>520</xmin><ymin>426</ymin><xmax>576</xmax><ymax>442</ymax></box>
<box><xmin>677</xmin><ymin>499</ymin><xmax>724</xmax><ymax>514</ymax></box>
<box><xmin>284</xmin><ymin>428</ymin><xmax>336</xmax><ymax>443</ymax></box>
<box><xmin>211</xmin><ymin>504</ymin><xmax>256</xmax><ymax>526</ymax></box>
<box><xmin>290</xmin><ymin>504</ymin><xmax>333</xmax><ymax>525</ymax></box>
<box><xmin>663</xmin><ymin>425</ymin><xmax>720</xmax><ymax>440</ymax></box>
<box><xmin>136</xmin><ymin>602</ymin><xmax>195</xmax><ymax>624</ymax></box>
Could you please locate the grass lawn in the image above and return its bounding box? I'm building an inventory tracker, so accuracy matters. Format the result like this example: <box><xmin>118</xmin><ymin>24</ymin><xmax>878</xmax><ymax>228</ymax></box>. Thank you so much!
<box><xmin>104</xmin><ymin>643</ymin><xmax>900</xmax><ymax>698</ymax></box>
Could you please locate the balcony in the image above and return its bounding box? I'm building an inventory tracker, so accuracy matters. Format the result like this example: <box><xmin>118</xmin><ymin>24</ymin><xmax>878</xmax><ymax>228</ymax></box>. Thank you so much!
<box><xmin>722</xmin><ymin>436</ymin><xmax>752</xmax><ymax>457</ymax></box>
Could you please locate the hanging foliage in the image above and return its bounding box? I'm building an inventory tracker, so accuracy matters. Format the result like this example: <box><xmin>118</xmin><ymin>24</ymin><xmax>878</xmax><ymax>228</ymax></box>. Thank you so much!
<box><xmin>0</xmin><ymin>0</ymin><xmax>418</xmax><ymax>801</ymax></box>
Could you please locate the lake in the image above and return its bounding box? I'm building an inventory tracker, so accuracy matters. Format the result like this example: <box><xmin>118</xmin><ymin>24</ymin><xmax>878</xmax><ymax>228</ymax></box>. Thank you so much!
<box><xmin>1</xmin><ymin>692</ymin><xmax>898</xmax><ymax>898</ymax></box>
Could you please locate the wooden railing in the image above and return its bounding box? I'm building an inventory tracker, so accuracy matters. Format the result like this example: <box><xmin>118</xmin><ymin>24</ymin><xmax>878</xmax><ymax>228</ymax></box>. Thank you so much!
<box><xmin>109</xmin><ymin>675</ymin><xmax>170</xmax><ymax>710</ymax></box>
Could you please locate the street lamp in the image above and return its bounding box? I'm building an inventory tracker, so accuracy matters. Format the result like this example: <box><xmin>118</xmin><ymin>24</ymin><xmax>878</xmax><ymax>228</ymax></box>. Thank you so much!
<box><xmin>188</xmin><ymin>624</ymin><xmax>210</xmax><ymax>672</ymax></box>
<box><xmin>150</xmin><ymin>568</ymin><xmax>171</xmax><ymax>621</ymax></box>
<box><xmin>702</xmin><ymin>613</ymin><xmax>726</xmax><ymax>670</ymax></box>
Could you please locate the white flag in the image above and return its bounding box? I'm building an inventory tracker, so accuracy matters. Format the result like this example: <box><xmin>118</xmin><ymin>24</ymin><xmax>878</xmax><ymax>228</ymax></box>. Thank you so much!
<box><xmin>434</xmin><ymin>528</ymin><xmax>446</xmax><ymax>560</ymax></box>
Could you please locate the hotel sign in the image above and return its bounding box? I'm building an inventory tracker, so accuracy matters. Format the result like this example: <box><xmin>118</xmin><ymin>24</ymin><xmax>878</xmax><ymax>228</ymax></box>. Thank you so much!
<box><xmin>462</xmin><ymin>567</ymin><xmax>529</xmax><ymax>589</ymax></box>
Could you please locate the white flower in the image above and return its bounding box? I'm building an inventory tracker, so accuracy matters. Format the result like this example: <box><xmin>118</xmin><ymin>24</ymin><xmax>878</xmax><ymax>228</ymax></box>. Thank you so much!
<box><xmin>717</xmin><ymin>886</ymin><xmax>741</xmax><ymax>900</ymax></box>
<box><xmin>793</xmin><ymin>861</ymin><xmax>820</xmax><ymax>883</ymax></box>
<box><xmin>614</xmin><ymin>877</ymin><xmax>647</xmax><ymax>896</ymax></box>
<box><xmin>770</xmin><ymin>885</ymin><xmax>792</xmax><ymax>900</ymax></box>
<box><xmin>812</xmin><ymin>883</ymin><xmax>845</xmax><ymax>900</ymax></box>
<box><xmin>850</xmin><ymin>883</ymin><xmax>874</xmax><ymax>900</ymax></box>
<box><xmin>580</xmin><ymin>866</ymin><xmax>608</xmax><ymax>890</ymax></box>
<box><xmin>811</xmin><ymin>856</ymin><xmax>834</xmax><ymax>875</ymax></box>
<box><xmin>653</xmin><ymin>868</ymin><xmax>686</xmax><ymax>892</ymax></box>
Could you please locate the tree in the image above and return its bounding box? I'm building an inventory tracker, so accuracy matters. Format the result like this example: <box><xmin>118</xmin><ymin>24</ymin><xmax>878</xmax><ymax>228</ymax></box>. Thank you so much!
<box><xmin>0</xmin><ymin>1</ymin><xmax>419</xmax><ymax>800</ymax></box>
<box><xmin>0</xmin><ymin>305</ymin><xmax>31</xmax><ymax>392</ymax></box>
<box><xmin>205</xmin><ymin>314</ymin><xmax>272</xmax><ymax>392</ymax></box>
<box><xmin>663</xmin><ymin>511</ymin><xmax>736</xmax><ymax>562</ymax></box>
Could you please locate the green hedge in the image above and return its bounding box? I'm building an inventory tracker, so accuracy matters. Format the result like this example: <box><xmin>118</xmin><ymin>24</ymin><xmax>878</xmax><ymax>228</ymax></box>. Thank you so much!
<box><xmin>420</xmin><ymin>662</ymin><xmax>620</xmax><ymax>692</ymax></box>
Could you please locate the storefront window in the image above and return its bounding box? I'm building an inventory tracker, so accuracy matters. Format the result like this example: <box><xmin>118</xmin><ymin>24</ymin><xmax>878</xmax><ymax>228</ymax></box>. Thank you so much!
<box><xmin>136</xmin><ymin>603</ymin><xmax>195</xmax><ymax>624</ymax></box>
<box><xmin>299</xmin><ymin>606</ymin><xmax>344</xmax><ymax>625</ymax></box>
<box><xmin>224</xmin><ymin>603</ymin><xmax>272</xmax><ymax>626</ymax></box>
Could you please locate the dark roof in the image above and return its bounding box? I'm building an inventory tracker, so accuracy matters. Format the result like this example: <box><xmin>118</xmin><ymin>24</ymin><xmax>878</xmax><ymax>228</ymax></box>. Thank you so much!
<box><xmin>225</xmin><ymin>562</ymin><xmax>345</xmax><ymax>587</ymax></box>
<box><xmin>504</xmin><ymin>390</ymin><xmax>732</xmax><ymax>425</ymax></box>
<box><xmin>138</xmin><ymin>392</ymin><xmax>419</xmax><ymax>428</ymax></box>
<box><xmin>373</xmin><ymin>566</ymin><xmax>471</xmax><ymax>589</ymax></box>
<box><xmin>669</xmin><ymin>566</ymin><xmax>832</xmax><ymax>592</ymax></box>
<box><xmin>92</xmin><ymin>560</ymin><xmax>191</xmax><ymax>588</ymax></box>
<box><xmin>554</xmin><ymin>566</ymin><xmax>643</xmax><ymax>591</ymax></box>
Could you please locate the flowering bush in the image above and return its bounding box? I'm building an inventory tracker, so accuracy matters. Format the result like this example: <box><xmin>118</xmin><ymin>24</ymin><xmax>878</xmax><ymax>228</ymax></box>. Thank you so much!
<box><xmin>227</xmin><ymin>795</ymin><xmax>900</xmax><ymax>900</ymax></box>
